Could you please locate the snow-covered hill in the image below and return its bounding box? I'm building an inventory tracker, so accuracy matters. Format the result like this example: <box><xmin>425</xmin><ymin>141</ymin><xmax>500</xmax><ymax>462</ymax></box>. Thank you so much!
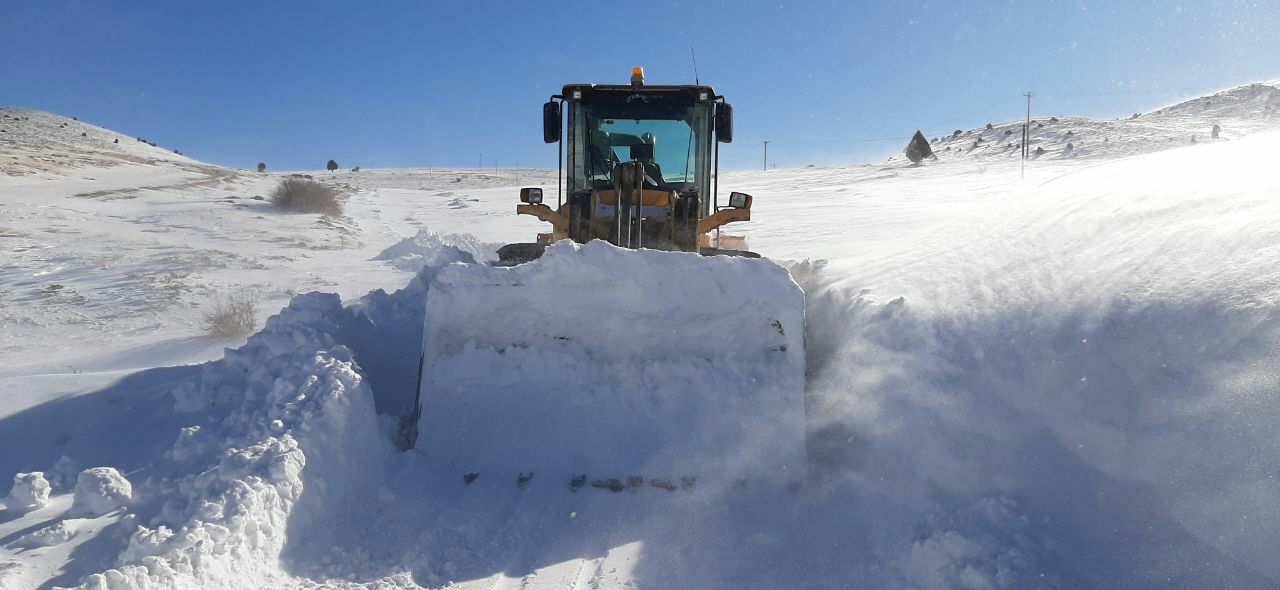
<box><xmin>2</xmin><ymin>79</ymin><xmax>1279</xmax><ymax>589</ymax></box>
<box><xmin>906</xmin><ymin>80</ymin><xmax>1280</xmax><ymax>164</ymax></box>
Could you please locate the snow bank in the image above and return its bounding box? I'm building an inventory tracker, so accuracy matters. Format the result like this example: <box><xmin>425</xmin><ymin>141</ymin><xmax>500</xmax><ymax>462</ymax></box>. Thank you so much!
<box><xmin>417</xmin><ymin>239</ymin><xmax>806</xmax><ymax>482</ymax></box>
<box><xmin>75</xmin><ymin>293</ymin><xmax>391</xmax><ymax>589</ymax></box>
<box><xmin>70</xmin><ymin>468</ymin><xmax>131</xmax><ymax>517</ymax></box>
<box><xmin>794</xmin><ymin>135</ymin><xmax>1280</xmax><ymax>585</ymax></box>
<box><xmin>373</xmin><ymin>228</ymin><xmax>496</xmax><ymax>270</ymax></box>
<box><xmin>3</xmin><ymin>471</ymin><xmax>51</xmax><ymax>512</ymax></box>
<box><xmin>17</xmin><ymin>521</ymin><xmax>76</xmax><ymax>548</ymax></box>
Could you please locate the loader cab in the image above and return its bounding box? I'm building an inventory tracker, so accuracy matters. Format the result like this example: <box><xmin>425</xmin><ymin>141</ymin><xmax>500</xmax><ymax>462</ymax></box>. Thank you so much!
<box><xmin>507</xmin><ymin>68</ymin><xmax>753</xmax><ymax>263</ymax></box>
<box><xmin>567</xmin><ymin>86</ymin><xmax>715</xmax><ymax>201</ymax></box>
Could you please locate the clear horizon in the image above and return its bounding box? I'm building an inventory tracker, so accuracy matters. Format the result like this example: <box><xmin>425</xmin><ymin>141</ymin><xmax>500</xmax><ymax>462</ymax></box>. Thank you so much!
<box><xmin>3</xmin><ymin>1</ymin><xmax>1277</xmax><ymax>171</ymax></box>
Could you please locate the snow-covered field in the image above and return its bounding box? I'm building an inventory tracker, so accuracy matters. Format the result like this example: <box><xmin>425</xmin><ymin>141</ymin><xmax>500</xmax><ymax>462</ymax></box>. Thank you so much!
<box><xmin>2</xmin><ymin>79</ymin><xmax>1279</xmax><ymax>589</ymax></box>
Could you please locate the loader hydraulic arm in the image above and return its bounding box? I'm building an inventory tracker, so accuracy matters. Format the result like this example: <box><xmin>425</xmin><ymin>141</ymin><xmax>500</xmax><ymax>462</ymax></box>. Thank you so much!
<box><xmin>696</xmin><ymin>207</ymin><xmax>750</xmax><ymax>235</ymax></box>
<box><xmin>517</xmin><ymin>203</ymin><xmax>569</xmax><ymax>233</ymax></box>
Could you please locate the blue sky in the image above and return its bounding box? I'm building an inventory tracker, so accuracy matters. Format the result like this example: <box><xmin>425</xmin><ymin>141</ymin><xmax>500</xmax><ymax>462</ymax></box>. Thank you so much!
<box><xmin>3</xmin><ymin>1</ymin><xmax>1277</xmax><ymax>171</ymax></box>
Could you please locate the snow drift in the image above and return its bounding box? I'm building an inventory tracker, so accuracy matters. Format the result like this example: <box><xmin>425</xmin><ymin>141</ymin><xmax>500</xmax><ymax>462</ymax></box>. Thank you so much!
<box><xmin>75</xmin><ymin>293</ymin><xmax>390</xmax><ymax>589</ymax></box>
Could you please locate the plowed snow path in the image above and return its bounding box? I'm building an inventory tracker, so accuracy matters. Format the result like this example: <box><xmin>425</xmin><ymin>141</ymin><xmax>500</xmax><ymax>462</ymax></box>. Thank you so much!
<box><xmin>4</xmin><ymin>97</ymin><xmax>1280</xmax><ymax>588</ymax></box>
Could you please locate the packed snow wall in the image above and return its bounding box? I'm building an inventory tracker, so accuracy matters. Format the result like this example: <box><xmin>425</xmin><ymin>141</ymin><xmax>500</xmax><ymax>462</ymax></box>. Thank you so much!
<box><xmin>415</xmin><ymin>240</ymin><xmax>807</xmax><ymax>485</ymax></box>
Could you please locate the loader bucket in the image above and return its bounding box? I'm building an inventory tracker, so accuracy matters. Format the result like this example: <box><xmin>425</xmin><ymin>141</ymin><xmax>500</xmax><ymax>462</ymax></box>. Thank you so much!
<box><xmin>413</xmin><ymin>240</ymin><xmax>806</xmax><ymax>487</ymax></box>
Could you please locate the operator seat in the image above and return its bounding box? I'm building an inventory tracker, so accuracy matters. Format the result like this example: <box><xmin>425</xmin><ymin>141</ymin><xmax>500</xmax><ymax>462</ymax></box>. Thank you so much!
<box><xmin>630</xmin><ymin>143</ymin><xmax>664</xmax><ymax>188</ymax></box>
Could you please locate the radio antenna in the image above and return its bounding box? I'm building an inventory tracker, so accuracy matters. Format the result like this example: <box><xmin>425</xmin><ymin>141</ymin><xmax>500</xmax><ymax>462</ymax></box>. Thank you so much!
<box><xmin>690</xmin><ymin>46</ymin><xmax>700</xmax><ymax>85</ymax></box>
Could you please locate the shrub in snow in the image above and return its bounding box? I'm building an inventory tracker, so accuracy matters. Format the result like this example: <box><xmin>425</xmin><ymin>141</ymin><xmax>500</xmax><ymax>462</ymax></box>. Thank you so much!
<box><xmin>1191</xmin><ymin>135</ymin><xmax>1198</xmax><ymax>144</ymax></box>
<box><xmin>1211</xmin><ymin>124</ymin><xmax>1221</xmax><ymax>139</ymax></box>
<box><xmin>271</xmin><ymin>178</ymin><xmax>342</xmax><ymax>215</ymax></box>
<box><xmin>70</xmin><ymin>467</ymin><xmax>132</xmax><ymax>517</ymax></box>
<box><xmin>4</xmin><ymin>472</ymin><xmax>51</xmax><ymax>512</ymax></box>
<box><xmin>326</xmin><ymin>159</ymin><xmax>339</xmax><ymax>172</ymax></box>
<box><xmin>903</xmin><ymin>130</ymin><xmax>933</xmax><ymax>165</ymax></box>
<box><xmin>257</xmin><ymin>162</ymin><xmax>267</xmax><ymax>172</ymax></box>
<box><xmin>985</xmin><ymin>123</ymin><xmax>993</xmax><ymax>130</ymax></box>
<box><xmin>1034</xmin><ymin>146</ymin><xmax>1045</xmax><ymax>156</ymax></box>
<box><xmin>952</xmin><ymin>129</ymin><xmax>962</xmax><ymax>137</ymax></box>
<box><xmin>350</xmin><ymin>165</ymin><xmax>361</xmax><ymax>172</ymax></box>
<box><xmin>203</xmin><ymin>291</ymin><xmax>258</xmax><ymax>338</ymax></box>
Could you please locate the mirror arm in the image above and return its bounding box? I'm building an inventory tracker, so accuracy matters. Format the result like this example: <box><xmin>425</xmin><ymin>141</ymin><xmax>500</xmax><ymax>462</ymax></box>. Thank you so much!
<box><xmin>548</xmin><ymin>96</ymin><xmax>563</xmax><ymax>208</ymax></box>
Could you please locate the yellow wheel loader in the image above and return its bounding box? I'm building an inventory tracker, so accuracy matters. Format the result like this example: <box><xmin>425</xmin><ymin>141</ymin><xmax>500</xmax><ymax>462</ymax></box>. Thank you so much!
<box><xmin>497</xmin><ymin>66</ymin><xmax>757</xmax><ymax>264</ymax></box>
<box><xmin>409</xmin><ymin>69</ymin><xmax>806</xmax><ymax>495</ymax></box>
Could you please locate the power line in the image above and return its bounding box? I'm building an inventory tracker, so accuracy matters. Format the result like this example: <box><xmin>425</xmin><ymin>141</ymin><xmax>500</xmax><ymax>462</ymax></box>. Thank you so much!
<box><xmin>920</xmin><ymin>95</ymin><xmax>1022</xmax><ymax>135</ymax></box>
<box><xmin>737</xmin><ymin>83</ymin><xmax>1227</xmax><ymax>156</ymax></box>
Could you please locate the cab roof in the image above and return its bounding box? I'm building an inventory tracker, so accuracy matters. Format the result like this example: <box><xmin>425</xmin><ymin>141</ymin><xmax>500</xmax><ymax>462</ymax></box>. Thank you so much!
<box><xmin>562</xmin><ymin>84</ymin><xmax>719</xmax><ymax>99</ymax></box>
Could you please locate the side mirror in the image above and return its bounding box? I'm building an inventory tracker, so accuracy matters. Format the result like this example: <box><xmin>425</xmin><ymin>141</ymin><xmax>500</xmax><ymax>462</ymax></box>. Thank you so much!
<box><xmin>715</xmin><ymin>103</ymin><xmax>734</xmax><ymax>143</ymax></box>
<box><xmin>543</xmin><ymin>101</ymin><xmax>561</xmax><ymax>144</ymax></box>
<box><xmin>520</xmin><ymin>187</ymin><xmax>544</xmax><ymax>204</ymax></box>
<box><xmin>728</xmin><ymin>192</ymin><xmax>752</xmax><ymax>209</ymax></box>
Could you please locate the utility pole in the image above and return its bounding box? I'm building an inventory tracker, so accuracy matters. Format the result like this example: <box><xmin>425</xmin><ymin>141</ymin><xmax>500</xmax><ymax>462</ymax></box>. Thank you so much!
<box><xmin>1021</xmin><ymin>92</ymin><xmax>1032</xmax><ymax>179</ymax></box>
<box><xmin>762</xmin><ymin>140</ymin><xmax>770</xmax><ymax>171</ymax></box>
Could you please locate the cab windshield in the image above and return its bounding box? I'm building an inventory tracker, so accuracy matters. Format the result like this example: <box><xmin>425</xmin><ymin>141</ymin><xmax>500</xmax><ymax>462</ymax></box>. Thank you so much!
<box><xmin>570</xmin><ymin>100</ymin><xmax>712</xmax><ymax>195</ymax></box>
<box><xmin>589</xmin><ymin>118</ymin><xmax>696</xmax><ymax>184</ymax></box>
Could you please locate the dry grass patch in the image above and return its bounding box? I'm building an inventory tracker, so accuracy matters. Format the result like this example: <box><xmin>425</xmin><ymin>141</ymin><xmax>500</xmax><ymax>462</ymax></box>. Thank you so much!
<box><xmin>204</xmin><ymin>292</ymin><xmax>258</xmax><ymax>338</ymax></box>
<box><xmin>271</xmin><ymin>178</ymin><xmax>342</xmax><ymax>215</ymax></box>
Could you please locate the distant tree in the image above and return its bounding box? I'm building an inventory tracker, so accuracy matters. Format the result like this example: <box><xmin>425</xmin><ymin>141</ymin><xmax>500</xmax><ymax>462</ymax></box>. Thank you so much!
<box><xmin>350</xmin><ymin>166</ymin><xmax>361</xmax><ymax>172</ymax></box>
<box><xmin>1049</xmin><ymin>117</ymin><xmax>1059</xmax><ymax>123</ymax></box>
<box><xmin>985</xmin><ymin>123</ymin><xmax>993</xmax><ymax>130</ymax></box>
<box><xmin>952</xmin><ymin>129</ymin><xmax>963</xmax><ymax>137</ymax></box>
<box><xmin>903</xmin><ymin>130</ymin><xmax>934</xmax><ymax>165</ymax></box>
<box><xmin>1211</xmin><ymin>124</ymin><xmax>1221</xmax><ymax>139</ymax></box>
<box><xmin>1190</xmin><ymin>135</ymin><xmax>1197</xmax><ymax>144</ymax></box>
<box><xmin>326</xmin><ymin>159</ymin><xmax>339</xmax><ymax>173</ymax></box>
<box><xmin>257</xmin><ymin>162</ymin><xmax>267</xmax><ymax>173</ymax></box>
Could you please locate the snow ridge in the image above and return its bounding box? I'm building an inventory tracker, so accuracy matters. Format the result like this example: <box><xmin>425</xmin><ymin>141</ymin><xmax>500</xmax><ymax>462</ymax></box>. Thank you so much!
<box><xmin>77</xmin><ymin>293</ymin><xmax>390</xmax><ymax>589</ymax></box>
